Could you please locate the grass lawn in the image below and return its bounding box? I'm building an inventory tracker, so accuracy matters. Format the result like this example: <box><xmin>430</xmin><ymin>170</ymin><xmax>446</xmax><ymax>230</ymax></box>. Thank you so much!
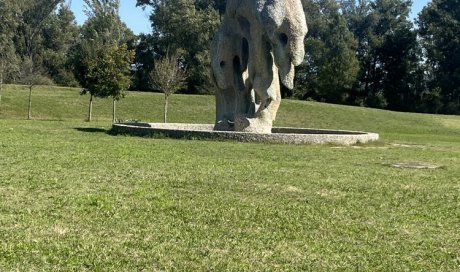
<box><xmin>0</xmin><ymin>85</ymin><xmax>459</xmax><ymax>270</ymax></box>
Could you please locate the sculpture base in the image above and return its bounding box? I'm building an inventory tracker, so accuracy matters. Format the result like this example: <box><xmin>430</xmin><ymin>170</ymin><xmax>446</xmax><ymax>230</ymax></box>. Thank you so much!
<box><xmin>112</xmin><ymin>123</ymin><xmax>379</xmax><ymax>145</ymax></box>
<box><xmin>234</xmin><ymin>116</ymin><xmax>272</xmax><ymax>134</ymax></box>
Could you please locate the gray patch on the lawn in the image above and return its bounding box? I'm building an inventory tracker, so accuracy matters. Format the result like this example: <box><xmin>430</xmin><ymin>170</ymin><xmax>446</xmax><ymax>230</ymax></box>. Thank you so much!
<box><xmin>390</xmin><ymin>143</ymin><xmax>425</xmax><ymax>148</ymax></box>
<box><xmin>391</xmin><ymin>162</ymin><xmax>441</xmax><ymax>169</ymax></box>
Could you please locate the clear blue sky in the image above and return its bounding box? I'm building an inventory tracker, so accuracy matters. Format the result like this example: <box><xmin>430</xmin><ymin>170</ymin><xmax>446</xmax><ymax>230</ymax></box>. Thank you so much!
<box><xmin>70</xmin><ymin>0</ymin><xmax>431</xmax><ymax>35</ymax></box>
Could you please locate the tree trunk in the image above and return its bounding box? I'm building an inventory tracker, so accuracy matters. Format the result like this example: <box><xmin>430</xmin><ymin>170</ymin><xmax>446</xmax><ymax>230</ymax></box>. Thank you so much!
<box><xmin>112</xmin><ymin>98</ymin><xmax>116</xmax><ymax>124</ymax></box>
<box><xmin>0</xmin><ymin>60</ymin><xmax>5</xmax><ymax>108</ymax></box>
<box><xmin>0</xmin><ymin>60</ymin><xmax>3</xmax><ymax>107</ymax></box>
<box><xmin>164</xmin><ymin>95</ymin><xmax>169</xmax><ymax>123</ymax></box>
<box><xmin>88</xmin><ymin>94</ymin><xmax>93</xmax><ymax>122</ymax></box>
<box><xmin>28</xmin><ymin>86</ymin><xmax>33</xmax><ymax>120</ymax></box>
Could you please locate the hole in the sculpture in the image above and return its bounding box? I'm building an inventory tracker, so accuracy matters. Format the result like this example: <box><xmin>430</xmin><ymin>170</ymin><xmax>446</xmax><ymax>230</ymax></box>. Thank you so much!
<box><xmin>233</xmin><ymin>56</ymin><xmax>245</xmax><ymax>91</ymax></box>
<box><xmin>242</xmin><ymin>38</ymin><xmax>249</xmax><ymax>68</ymax></box>
<box><xmin>279</xmin><ymin>33</ymin><xmax>288</xmax><ymax>46</ymax></box>
<box><xmin>220</xmin><ymin>61</ymin><xmax>225</xmax><ymax>68</ymax></box>
<box><xmin>233</xmin><ymin>56</ymin><xmax>241</xmax><ymax>72</ymax></box>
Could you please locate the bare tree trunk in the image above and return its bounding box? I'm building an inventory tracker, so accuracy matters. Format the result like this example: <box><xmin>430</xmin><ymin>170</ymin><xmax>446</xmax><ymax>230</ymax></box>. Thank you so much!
<box><xmin>164</xmin><ymin>94</ymin><xmax>168</xmax><ymax>123</ymax></box>
<box><xmin>28</xmin><ymin>86</ymin><xmax>33</xmax><ymax>120</ymax></box>
<box><xmin>88</xmin><ymin>94</ymin><xmax>93</xmax><ymax>122</ymax></box>
<box><xmin>112</xmin><ymin>98</ymin><xmax>116</xmax><ymax>124</ymax></box>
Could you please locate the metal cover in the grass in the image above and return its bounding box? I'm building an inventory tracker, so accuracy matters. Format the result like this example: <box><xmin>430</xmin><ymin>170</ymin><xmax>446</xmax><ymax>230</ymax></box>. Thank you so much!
<box><xmin>391</xmin><ymin>162</ymin><xmax>441</xmax><ymax>169</ymax></box>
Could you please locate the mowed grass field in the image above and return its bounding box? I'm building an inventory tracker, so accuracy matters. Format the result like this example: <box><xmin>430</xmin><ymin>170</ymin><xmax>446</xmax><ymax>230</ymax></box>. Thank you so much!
<box><xmin>0</xmin><ymin>85</ymin><xmax>459</xmax><ymax>271</ymax></box>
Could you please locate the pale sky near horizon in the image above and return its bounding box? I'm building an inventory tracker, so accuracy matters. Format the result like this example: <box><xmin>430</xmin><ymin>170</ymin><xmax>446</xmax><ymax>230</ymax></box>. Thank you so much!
<box><xmin>70</xmin><ymin>0</ymin><xmax>431</xmax><ymax>35</ymax></box>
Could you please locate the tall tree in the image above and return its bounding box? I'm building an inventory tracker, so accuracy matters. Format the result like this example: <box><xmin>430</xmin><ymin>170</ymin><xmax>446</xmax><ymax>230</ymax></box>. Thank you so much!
<box><xmin>11</xmin><ymin>0</ymin><xmax>63</xmax><ymax>118</ymax></box>
<box><xmin>296</xmin><ymin>0</ymin><xmax>359</xmax><ymax>103</ymax></box>
<box><xmin>73</xmin><ymin>0</ymin><xmax>135</xmax><ymax>122</ymax></box>
<box><xmin>41</xmin><ymin>3</ymin><xmax>80</xmax><ymax>86</ymax></box>
<box><xmin>14</xmin><ymin>0</ymin><xmax>64</xmax><ymax>61</ymax></box>
<box><xmin>418</xmin><ymin>0</ymin><xmax>460</xmax><ymax>114</ymax></box>
<box><xmin>137</xmin><ymin>0</ymin><xmax>220</xmax><ymax>94</ymax></box>
<box><xmin>132</xmin><ymin>34</ymin><xmax>157</xmax><ymax>91</ymax></box>
<box><xmin>0</xmin><ymin>0</ymin><xmax>21</xmax><ymax>105</ymax></box>
<box><xmin>346</xmin><ymin>0</ymin><xmax>420</xmax><ymax>110</ymax></box>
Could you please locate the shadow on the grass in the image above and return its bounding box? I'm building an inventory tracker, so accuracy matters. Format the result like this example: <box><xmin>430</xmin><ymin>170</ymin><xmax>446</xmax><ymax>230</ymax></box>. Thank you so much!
<box><xmin>74</xmin><ymin>127</ymin><xmax>109</xmax><ymax>134</ymax></box>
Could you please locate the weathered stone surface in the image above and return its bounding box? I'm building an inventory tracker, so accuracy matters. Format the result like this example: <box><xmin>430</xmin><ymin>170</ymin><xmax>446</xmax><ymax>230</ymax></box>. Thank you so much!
<box><xmin>211</xmin><ymin>0</ymin><xmax>308</xmax><ymax>133</ymax></box>
<box><xmin>112</xmin><ymin>123</ymin><xmax>380</xmax><ymax>145</ymax></box>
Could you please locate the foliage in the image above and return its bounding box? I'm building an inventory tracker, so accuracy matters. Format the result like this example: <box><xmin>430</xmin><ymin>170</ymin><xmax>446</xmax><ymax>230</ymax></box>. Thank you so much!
<box><xmin>137</xmin><ymin>0</ymin><xmax>220</xmax><ymax>94</ymax></box>
<box><xmin>150</xmin><ymin>53</ymin><xmax>187</xmax><ymax>97</ymax></box>
<box><xmin>74</xmin><ymin>0</ymin><xmax>135</xmax><ymax>99</ymax></box>
<box><xmin>132</xmin><ymin>34</ymin><xmax>157</xmax><ymax>91</ymax></box>
<box><xmin>0</xmin><ymin>0</ymin><xmax>21</xmax><ymax>86</ymax></box>
<box><xmin>296</xmin><ymin>0</ymin><xmax>359</xmax><ymax>103</ymax></box>
<box><xmin>41</xmin><ymin>4</ymin><xmax>80</xmax><ymax>87</ymax></box>
<box><xmin>1</xmin><ymin>0</ymin><xmax>459</xmax><ymax>115</ymax></box>
<box><xmin>150</xmin><ymin>52</ymin><xmax>188</xmax><ymax>122</ymax></box>
<box><xmin>345</xmin><ymin>0</ymin><xmax>420</xmax><ymax>110</ymax></box>
<box><xmin>418</xmin><ymin>0</ymin><xmax>460</xmax><ymax>114</ymax></box>
<box><xmin>14</xmin><ymin>0</ymin><xmax>64</xmax><ymax>59</ymax></box>
<box><xmin>85</xmin><ymin>44</ymin><xmax>134</xmax><ymax>101</ymax></box>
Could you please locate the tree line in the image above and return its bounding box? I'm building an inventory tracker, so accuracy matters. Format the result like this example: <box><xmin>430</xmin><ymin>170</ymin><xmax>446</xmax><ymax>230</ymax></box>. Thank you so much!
<box><xmin>0</xmin><ymin>0</ymin><xmax>459</xmax><ymax>115</ymax></box>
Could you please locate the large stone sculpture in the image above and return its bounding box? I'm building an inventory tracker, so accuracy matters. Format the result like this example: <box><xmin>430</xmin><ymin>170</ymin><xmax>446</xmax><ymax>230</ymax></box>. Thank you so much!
<box><xmin>211</xmin><ymin>0</ymin><xmax>308</xmax><ymax>133</ymax></box>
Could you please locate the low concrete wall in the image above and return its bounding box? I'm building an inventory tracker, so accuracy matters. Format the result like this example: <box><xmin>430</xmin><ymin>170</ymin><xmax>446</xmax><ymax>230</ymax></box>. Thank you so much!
<box><xmin>112</xmin><ymin>123</ymin><xmax>379</xmax><ymax>145</ymax></box>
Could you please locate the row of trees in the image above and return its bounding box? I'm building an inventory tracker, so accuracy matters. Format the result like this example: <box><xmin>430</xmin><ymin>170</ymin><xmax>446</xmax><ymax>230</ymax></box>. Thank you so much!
<box><xmin>0</xmin><ymin>0</ymin><xmax>459</xmax><ymax>115</ymax></box>
<box><xmin>0</xmin><ymin>0</ymin><xmax>184</xmax><ymax>121</ymax></box>
<box><xmin>135</xmin><ymin>0</ymin><xmax>459</xmax><ymax>114</ymax></box>
<box><xmin>296</xmin><ymin>0</ymin><xmax>459</xmax><ymax>114</ymax></box>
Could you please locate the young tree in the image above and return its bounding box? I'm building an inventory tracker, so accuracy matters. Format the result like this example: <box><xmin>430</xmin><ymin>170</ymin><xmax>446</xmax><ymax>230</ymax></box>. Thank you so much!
<box><xmin>85</xmin><ymin>44</ymin><xmax>134</xmax><ymax>123</ymax></box>
<box><xmin>150</xmin><ymin>53</ymin><xmax>187</xmax><ymax>123</ymax></box>
<box><xmin>18</xmin><ymin>57</ymin><xmax>47</xmax><ymax>120</ymax></box>
<box><xmin>72</xmin><ymin>0</ymin><xmax>135</xmax><ymax>122</ymax></box>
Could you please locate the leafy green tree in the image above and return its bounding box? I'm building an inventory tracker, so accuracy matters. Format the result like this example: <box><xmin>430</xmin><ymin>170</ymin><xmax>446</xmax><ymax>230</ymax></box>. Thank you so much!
<box><xmin>73</xmin><ymin>0</ymin><xmax>135</xmax><ymax>122</ymax></box>
<box><xmin>41</xmin><ymin>4</ymin><xmax>80</xmax><ymax>86</ymax></box>
<box><xmin>346</xmin><ymin>0</ymin><xmax>421</xmax><ymax>110</ymax></box>
<box><xmin>418</xmin><ymin>0</ymin><xmax>460</xmax><ymax>114</ymax></box>
<box><xmin>132</xmin><ymin>34</ymin><xmax>157</xmax><ymax>91</ymax></box>
<box><xmin>85</xmin><ymin>44</ymin><xmax>134</xmax><ymax>123</ymax></box>
<box><xmin>150</xmin><ymin>53</ymin><xmax>187</xmax><ymax>123</ymax></box>
<box><xmin>71</xmin><ymin>38</ymin><xmax>100</xmax><ymax>121</ymax></box>
<box><xmin>0</xmin><ymin>0</ymin><xmax>23</xmax><ymax>104</ymax></box>
<box><xmin>5</xmin><ymin>0</ymin><xmax>63</xmax><ymax>116</ymax></box>
<box><xmin>296</xmin><ymin>0</ymin><xmax>359</xmax><ymax>103</ymax></box>
<box><xmin>137</xmin><ymin>0</ymin><xmax>220</xmax><ymax>93</ymax></box>
<box><xmin>14</xmin><ymin>0</ymin><xmax>63</xmax><ymax>61</ymax></box>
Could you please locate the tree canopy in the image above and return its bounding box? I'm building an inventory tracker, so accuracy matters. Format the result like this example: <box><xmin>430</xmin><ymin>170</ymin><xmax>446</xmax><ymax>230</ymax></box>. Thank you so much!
<box><xmin>0</xmin><ymin>0</ymin><xmax>459</xmax><ymax>115</ymax></box>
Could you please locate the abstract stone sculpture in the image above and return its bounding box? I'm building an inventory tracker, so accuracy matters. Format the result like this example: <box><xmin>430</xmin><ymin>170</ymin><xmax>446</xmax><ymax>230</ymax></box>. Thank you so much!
<box><xmin>211</xmin><ymin>0</ymin><xmax>308</xmax><ymax>133</ymax></box>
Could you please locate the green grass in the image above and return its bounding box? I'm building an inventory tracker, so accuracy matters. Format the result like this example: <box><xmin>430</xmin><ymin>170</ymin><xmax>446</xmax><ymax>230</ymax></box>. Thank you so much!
<box><xmin>0</xmin><ymin>85</ymin><xmax>459</xmax><ymax>270</ymax></box>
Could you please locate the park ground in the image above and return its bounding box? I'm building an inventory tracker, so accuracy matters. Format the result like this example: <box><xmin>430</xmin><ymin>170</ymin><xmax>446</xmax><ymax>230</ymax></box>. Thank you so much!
<box><xmin>0</xmin><ymin>85</ymin><xmax>459</xmax><ymax>270</ymax></box>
